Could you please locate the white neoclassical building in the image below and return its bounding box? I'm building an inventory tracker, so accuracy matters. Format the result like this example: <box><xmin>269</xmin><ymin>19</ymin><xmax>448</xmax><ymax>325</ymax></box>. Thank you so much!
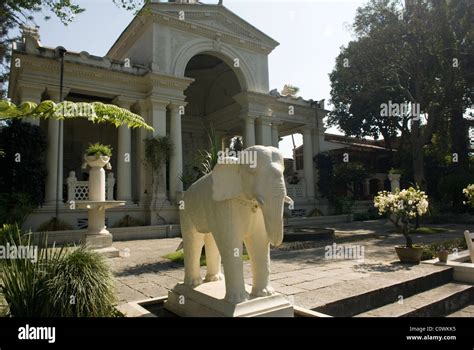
<box><xmin>9</xmin><ymin>1</ymin><xmax>330</xmax><ymax>232</ymax></box>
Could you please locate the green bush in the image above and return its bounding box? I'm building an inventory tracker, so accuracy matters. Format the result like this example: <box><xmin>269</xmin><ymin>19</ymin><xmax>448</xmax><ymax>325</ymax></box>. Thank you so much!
<box><xmin>334</xmin><ymin>197</ymin><xmax>354</xmax><ymax>215</ymax></box>
<box><xmin>0</xmin><ymin>192</ymin><xmax>36</xmax><ymax>226</ymax></box>
<box><xmin>37</xmin><ymin>217</ymin><xmax>73</xmax><ymax>232</ymax></box>
<box><xmin>437</xmin><ymin>170</ymin><xmax>474</xmax><ymax>212</ymax></box>
<box><xmin>315</xmin><ymin>153</ymin><xmax>335</xmax><ymax>200</ymax></box>
<box><xmin>421</xmin><ymin>238</ymin><xmax>467</xmax><ymax>261</ymax></box>
<box><xmin>0</xmin><ymin>120</ymin><xmax>47</xmax><ymax>208</ymax></box>
<box><xmin>0</xmin><ymin>225</ymin><xmax>64</xmax><ymax>317</ymax></box>
<box><xmin>422</xmin><ymin>212</ymin><xmax>474</xmax><ymax>225</ymax></box>
<box><xmin>46</xmin><ymin>246</ymin><xmax>116</xmax><ymax>317</ymax></box>
<box><xmin>112</xmin><ymin>215</ymin><xmax>145</xmax><ymax>228</ymax></box>
<box><xmin>353</xmin><ymin>208</ymin><xmax>380</xmax><ymax>221</ymax></box>
<box><xmin>0</xmin><ymin>224</ymin><xmax>117</xmax><ymax>317</ymax></box>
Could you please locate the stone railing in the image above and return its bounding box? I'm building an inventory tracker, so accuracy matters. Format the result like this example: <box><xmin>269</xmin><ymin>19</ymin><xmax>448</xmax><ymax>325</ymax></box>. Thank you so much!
<box><xmin>286</xmin><ymin>179</ymin><xmax>306</xmax><ymax>201</ymax></box>
<box><xmin>66</xmin><ymin>171</ymin><xmax>115</xmax><ymax>201</ymax></box>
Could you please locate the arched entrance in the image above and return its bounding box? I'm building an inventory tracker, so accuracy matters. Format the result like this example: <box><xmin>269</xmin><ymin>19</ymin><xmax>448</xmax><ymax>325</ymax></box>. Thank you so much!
<box><xmin>180</xmin><ymin>53</ymin><xmax>244</xmax><ymax>184</ymax></box>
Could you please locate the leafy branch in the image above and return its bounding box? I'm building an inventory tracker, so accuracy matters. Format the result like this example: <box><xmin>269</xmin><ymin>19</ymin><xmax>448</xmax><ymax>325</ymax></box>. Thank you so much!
<box><xmin>0</xmin><ymin>100</ymin><xmax>154</xmax><ymax>131</ymax></box>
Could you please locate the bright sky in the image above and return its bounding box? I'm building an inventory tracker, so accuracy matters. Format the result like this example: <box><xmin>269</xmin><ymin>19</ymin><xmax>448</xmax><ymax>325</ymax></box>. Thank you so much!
<box><xmin>28</xmin><ymin>0</ymin><xmax>367</xmax><ymax>157</ymax></box>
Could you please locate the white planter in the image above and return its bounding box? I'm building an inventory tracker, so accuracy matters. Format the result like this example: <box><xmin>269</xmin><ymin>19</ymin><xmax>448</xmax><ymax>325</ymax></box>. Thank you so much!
<box><xmin>84</xmin><ymin>154</ymin><xmax>110</xmax><ymax>168</ymax></box>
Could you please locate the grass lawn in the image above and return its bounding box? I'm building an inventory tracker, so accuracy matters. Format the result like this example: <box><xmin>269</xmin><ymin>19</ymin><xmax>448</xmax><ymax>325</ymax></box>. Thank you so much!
<box><xmin>164</xmin><ymin>249</ymin><xmax>249</xmax><ymax>266</ymax></box>
<box><xmin>389</xmin><ymin>226</ymin><xmax>449</xmax><ymax>235</ymax></box>
<box><xmin>409</xmin><ymin>227</ymin><xmax>449</xmax><ymax>234</ymax></box>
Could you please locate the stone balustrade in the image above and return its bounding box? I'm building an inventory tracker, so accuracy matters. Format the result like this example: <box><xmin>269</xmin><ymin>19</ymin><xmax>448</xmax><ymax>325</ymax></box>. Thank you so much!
<box><xmin>66</xmin><ymin>170</ymin><xmax>115</xmax><ymax>202</ymax></box>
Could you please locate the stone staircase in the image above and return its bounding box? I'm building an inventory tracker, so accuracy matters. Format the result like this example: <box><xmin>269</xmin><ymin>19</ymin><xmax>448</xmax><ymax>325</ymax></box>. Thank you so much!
<box><xmin>311</xmin><ymin>266</ymin><xmax>474</xmax><ymax>317</ymax></box>
<box><xmin>357</xmin><ymin>282</ymin><xmax>474</xmax><ymax>317</ymax></box>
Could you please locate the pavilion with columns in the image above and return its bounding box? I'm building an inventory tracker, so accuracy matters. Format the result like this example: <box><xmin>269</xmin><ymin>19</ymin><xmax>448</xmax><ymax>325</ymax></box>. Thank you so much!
<box><xmin>8</xmin><ymin>1</ymin><xmax>329</xmax><ymax>231</ymax></box>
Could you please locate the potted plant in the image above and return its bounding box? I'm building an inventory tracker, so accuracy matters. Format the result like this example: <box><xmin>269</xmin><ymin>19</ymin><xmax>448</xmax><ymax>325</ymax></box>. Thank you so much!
<box><xmin>84</xmin><ymin>143</ymin><xmax>112</xmax><ymax>169</ymax></box>
<box><xmin>374</xmin><ymin>187</ymin><xmax>429</xmax><ymax>263</ymax></box>
<box><xmin>437</xmin><ymin>249</ymin><xmax>449</xmax><ymax>263</ymax></box>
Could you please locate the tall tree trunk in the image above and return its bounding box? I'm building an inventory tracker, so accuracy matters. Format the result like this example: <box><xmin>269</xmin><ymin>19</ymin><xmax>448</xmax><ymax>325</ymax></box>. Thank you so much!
<box><xmin>450</xmin><ymin>106</ymin><xmax>469</xmax><ymax>171</ymax></box>
<box><xmin>410</xmin><ymin>117</ymin><xmax>426</xmax><ymax>189</ymax></box>
<box><xmin>412</xmin><ymin>142</ymin><xmax>426</xmax><ymax>189</ymax></box>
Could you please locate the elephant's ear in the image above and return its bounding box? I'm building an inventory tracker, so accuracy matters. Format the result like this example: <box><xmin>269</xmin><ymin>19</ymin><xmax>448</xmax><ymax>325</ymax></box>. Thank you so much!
<box><xmin>212</xmin><ymin>158</ymin><xmax>242</xmax><ymax>201</ymax></box>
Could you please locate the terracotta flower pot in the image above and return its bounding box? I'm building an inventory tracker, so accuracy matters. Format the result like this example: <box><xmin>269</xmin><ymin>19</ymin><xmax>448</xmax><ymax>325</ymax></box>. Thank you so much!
<box><xmin>395</xmin><ymin>245</ymin><xmax>424</xmax><ymax>264</ymax></box>
<box><xmin>437</xmin><ymin>250</ymin><xmax>449</xmax><ymax>263</ymax></box>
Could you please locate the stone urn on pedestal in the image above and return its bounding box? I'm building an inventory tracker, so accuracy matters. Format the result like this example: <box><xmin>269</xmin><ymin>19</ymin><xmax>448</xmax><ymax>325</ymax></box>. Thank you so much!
<box><xmin>76</xmin><ymin>144</ymin><xmax>125</xmax><ymax>253</ymax></box>
<box><xmin>388</xmin><ymin>172</ymin><xmax>401</xmax><ymax>193</ymax></box>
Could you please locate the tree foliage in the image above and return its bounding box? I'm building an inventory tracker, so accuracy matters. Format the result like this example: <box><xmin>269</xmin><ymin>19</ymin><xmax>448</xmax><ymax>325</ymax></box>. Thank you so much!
<box><xmin>334</xmin><ymin>161</ymin><xmax>370</xmax><ymax>194</ymax></box>
<box><xmin>0</xmin><ymin>120</ymin><xmax>47</xmax><ymax>224</ymax></box>
<box><xmin>329</xmin><ymin>0</ymin><xmax>474</xmax><ymax>189</ymax></box>
<box><xmin>315</xmin><ymin>153</ymin><xmax>335</xmax><ymax>200</ymax></box>
<box><xmin>0</xmin><ymin>1</ymin><xmax>151</xmax><ymax>96</ymax></box>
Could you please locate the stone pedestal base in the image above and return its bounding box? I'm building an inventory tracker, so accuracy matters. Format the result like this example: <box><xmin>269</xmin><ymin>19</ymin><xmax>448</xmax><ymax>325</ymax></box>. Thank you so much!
<box><xmin>83</xmin><ymin>233</ymin><xmax>113</xmax><ymax>249</ymax></box>
<box><xmin>164</xmin><ymin>281</ymin><xmax>293</xmax><ymax>317</ymax></box>
<box><xmin>82</xmin><ymin>233</ymin><xmax>119</xmax><ymax>257</ymax></box>
<box><xmin>94</xmin><ymin>246</ymin><xmax>120</xmax><ymax>258</ymax></box>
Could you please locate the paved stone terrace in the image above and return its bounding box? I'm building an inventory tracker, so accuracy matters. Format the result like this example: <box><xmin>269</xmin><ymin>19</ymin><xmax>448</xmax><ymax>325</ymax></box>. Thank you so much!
<box><xmin>109</xmin><ymin>220</ymin><xmax>473</xmax><ymax>309</ymax></box>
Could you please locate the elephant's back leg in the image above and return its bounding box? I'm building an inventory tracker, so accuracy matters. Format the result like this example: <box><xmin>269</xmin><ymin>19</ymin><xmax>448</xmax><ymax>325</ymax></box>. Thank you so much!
<box><xmin>181</xmin><ymin>214</ymin><xmax>204</xmax><ymax>287</ymax></box>
<box><xmin>204</xmin><ymin>233</ymin><xmax>223</xmax><ymax>282</ymax></box>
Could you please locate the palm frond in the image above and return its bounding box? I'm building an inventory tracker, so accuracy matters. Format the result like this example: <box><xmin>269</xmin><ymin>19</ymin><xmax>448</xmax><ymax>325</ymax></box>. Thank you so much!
<box><xmin>0</xmin><ymin>100</ymin><xmax>154</xmax><ymax>131</ymax></box>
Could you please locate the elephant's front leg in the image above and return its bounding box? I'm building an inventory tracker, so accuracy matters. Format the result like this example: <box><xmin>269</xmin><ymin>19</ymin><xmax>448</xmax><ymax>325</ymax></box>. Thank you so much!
<box><xmin>182</xmin><ymin>218</ymin><xmax>205</xmax><ymax>287</ymax></box>
<box><xmin>244</xmin><ymin>229</ymin><xmax>274</xmax><ymax>297</ymax></box>
<box><xmin>213</xmin><ymin>231</ymin><xmax>248</xmax><ymax>303</ymax></box>
<box><xmin>204</xmin><ymin>233</ymin><xmax>223</xmax><ymax>282</ymax></box>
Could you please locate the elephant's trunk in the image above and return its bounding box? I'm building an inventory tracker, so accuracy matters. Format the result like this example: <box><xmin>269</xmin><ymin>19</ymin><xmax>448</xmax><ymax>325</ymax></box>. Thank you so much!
<box><xmin>263</xmin><ymin>197</ymin><xmax>285</xmax><ymax>246</ymax></box>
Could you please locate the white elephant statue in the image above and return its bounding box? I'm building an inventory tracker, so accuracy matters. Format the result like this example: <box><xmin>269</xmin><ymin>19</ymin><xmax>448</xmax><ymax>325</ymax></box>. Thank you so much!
<box><xmin>180</xmin><ymin>145</ymin><xmax>293</xmax><ymax>303</ymax></box>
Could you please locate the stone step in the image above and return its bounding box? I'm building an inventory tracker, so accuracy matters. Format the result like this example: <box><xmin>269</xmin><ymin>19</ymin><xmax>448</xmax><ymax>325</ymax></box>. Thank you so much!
<box><xmin>446</xmin><ymin>303</ymin><xmax>474</xmax><ymax>317</ymax></box>
<box><xmin>311</xmin><ymin>265</ymin><xmax>453</xmax><ymax>316</ymax></box>
<box><xmin>356</xmin><ymin>283</ymin><xmax>474</xmax><ymax>317</ymax></box>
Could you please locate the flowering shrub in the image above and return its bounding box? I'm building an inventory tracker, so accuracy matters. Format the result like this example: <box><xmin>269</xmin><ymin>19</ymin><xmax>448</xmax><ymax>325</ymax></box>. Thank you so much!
<box><xmin>374</xmin><ymin>187</ymin><xmax>429</xmax><ymax>247</ymax></box>
<box><xmin>463</xmin><ymin>184</ymin><xmax>474</xmax><ymax>207</ymax></box>
<box><xmin>374</xmin><ymin>187</ymin><xmax>429</xmax><ymax>219</ymax></box>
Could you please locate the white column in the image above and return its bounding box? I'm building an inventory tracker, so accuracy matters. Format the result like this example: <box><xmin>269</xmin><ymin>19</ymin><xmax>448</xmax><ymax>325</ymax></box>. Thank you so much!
<box><xmin>136</xmin><ymin>101</ymin><xmax>151</xmax><ymax>206</ymax></box>
<box><xmin>271</xmin><ymin>122</ymin><xmax>280</xmax><ymax>148</ymax></box>
<box><xmin>19</xmin><ymin>85</ymin><xmax>43</xmax><ymax>126</ymax></box>
<box><xmin>117</xmin><ymin>125</ymin><xmax>132</xmax><ymax>202</ymax></box>
<box><xmin>312</xmin><ymin>128</ymin><xmax>321</xmax><ymax>156</ymax></box>
<box><xmin>149</xmin><ymin>98</ymin><xmax>168</xmax><ymax>202</ymax></box>
<box><xmin>243</xmin><ymin>115</ymin><xmax>256</xmax><ymax>148</ymax></box>
<box><xmin>169</xmin><ymin>103</ymin><xmax>184</xmax><ymax>201</ymax></box>
<box><xmin>44</xmin><ymin>89</ymin><xmax>65</xmax><ymax>206</ymax></box>
<box><xmin>256</xmin><ymin>117</ymin><xmax>272</xmax><ymax>146</ymax></box>
<box><xmin>113</xmin><ymin>97</ymin><xmax>134</xmax><ymax>204</ymax></box>
<box><xmin>45</xmin><ymin>118</ymin><xmax>60</xmax><ymax>205</ymax></box>
<box><xmin>303</xmin><ymin>127</ymin><xmax>315</xmax><ymax>200</ymax></box>
<box><xmin>106</xmin><ymin>173</ymin><xmax>115</xmax><ymax>200</ymax></box>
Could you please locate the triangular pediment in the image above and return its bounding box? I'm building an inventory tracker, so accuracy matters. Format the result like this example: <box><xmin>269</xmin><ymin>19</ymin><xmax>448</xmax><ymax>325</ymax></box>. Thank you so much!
<box><xmin>107</xmin><ymin>2</ymin><xmax>279</xmax><ymax>61</ymax></box>
<box><xmin>149</xmin><ymin>3</ymin><xmax>279</xmax><ymax>50</ymax></box>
